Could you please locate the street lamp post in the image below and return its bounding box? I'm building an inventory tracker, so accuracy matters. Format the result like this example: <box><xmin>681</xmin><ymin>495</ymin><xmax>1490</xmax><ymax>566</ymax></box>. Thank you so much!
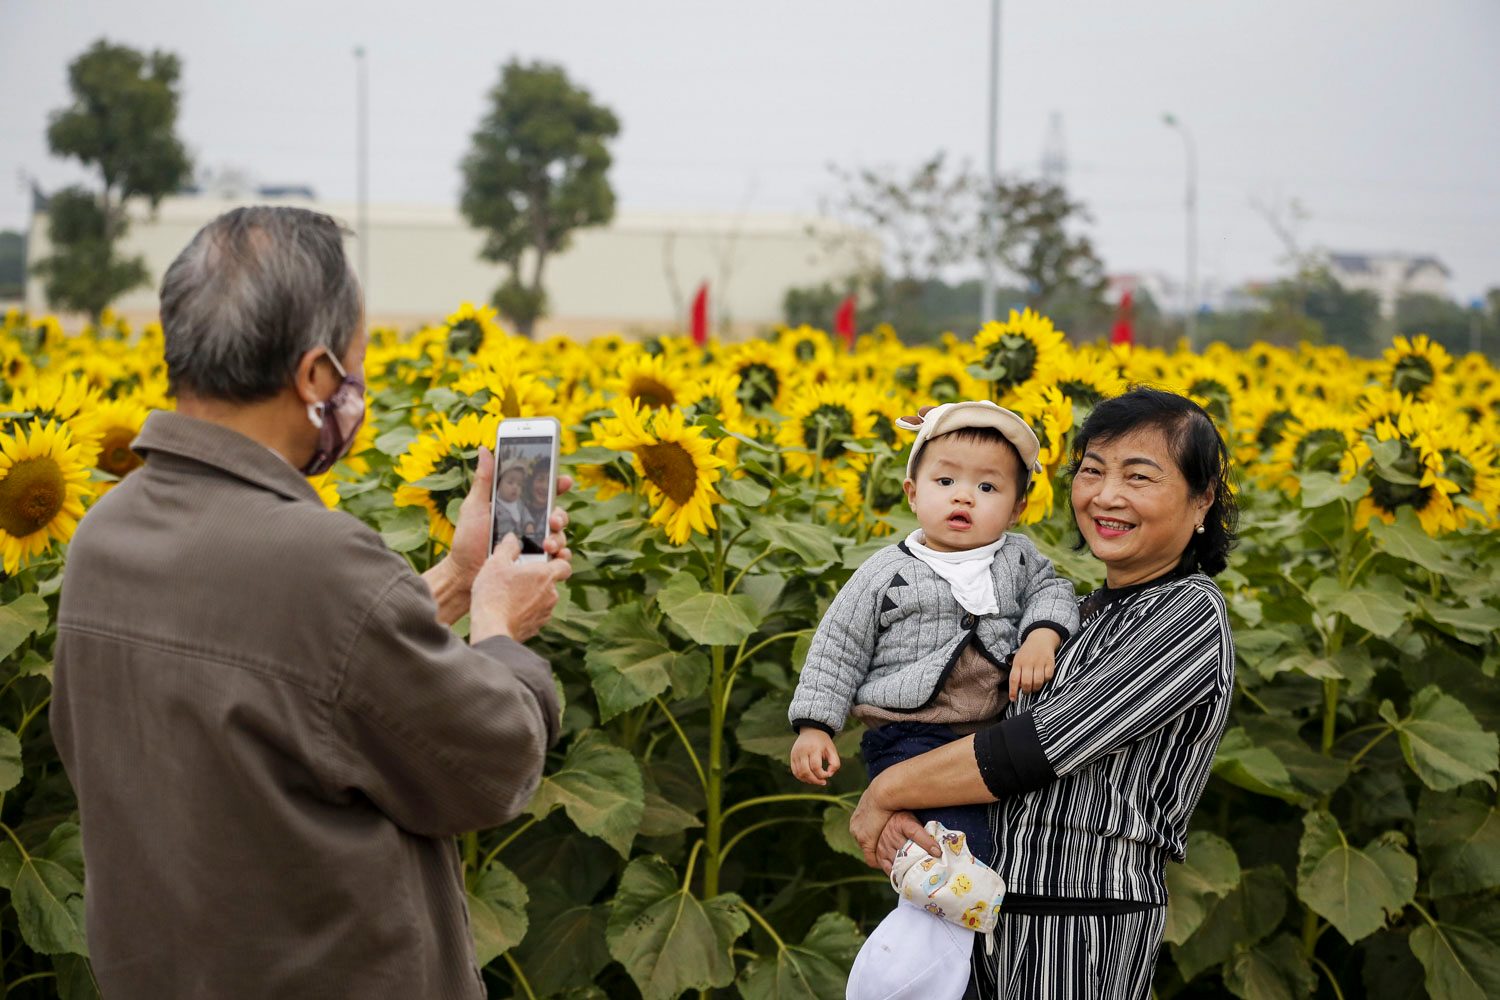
<box><xmin>980</xmin><ymin>0</ymin><xmax>1002</xmax><ymax>325</ymax></box>
<box><xmin>354</xmin><ymin>46</ymin><xmax>370</xmax><ymax>301</ymax></box>
<box><xmin>1163</xmin><ymin>113</ymin><xmax>1198</xmax><ymax>350</ymax></box>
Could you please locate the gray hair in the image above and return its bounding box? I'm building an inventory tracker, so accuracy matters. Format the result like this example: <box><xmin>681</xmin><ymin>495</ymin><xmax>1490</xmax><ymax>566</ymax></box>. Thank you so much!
<box><xmin>160</xmin><ymin>206</ymin><xmax>363</xmax><ymax>402</ymax></box>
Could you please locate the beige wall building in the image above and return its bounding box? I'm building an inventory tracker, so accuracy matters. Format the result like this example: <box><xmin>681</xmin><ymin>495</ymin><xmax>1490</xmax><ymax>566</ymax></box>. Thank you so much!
<box><xmin>24</xmin><ymin>195</ymin><xmax>874</xmax><ymax>339</ymax></box>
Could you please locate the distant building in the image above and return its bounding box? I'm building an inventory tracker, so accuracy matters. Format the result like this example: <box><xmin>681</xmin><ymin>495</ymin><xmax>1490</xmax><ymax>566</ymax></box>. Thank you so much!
<box><xmin>24</xmin><ymin>194</ymin><xmax>875</xmax><ymax>338</ymax></box>
<box><xmin>1327</xmin><ymin>252</ymin><xmax>1451</xmax><ymax>317</ymax></box>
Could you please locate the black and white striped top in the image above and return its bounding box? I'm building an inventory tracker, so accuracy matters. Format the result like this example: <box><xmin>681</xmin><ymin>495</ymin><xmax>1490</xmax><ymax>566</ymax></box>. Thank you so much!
<box><xmin>973</xmin><ymin>570</ymin><xmax>1234</xmax><ymax>906</ymax></box>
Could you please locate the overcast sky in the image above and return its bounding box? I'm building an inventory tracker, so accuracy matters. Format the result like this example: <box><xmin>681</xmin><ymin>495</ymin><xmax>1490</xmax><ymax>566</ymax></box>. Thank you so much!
<box><xmin>3</xmin><ymin>0</ymin><xmax>1498</xmax><ymax>302</ymax></box>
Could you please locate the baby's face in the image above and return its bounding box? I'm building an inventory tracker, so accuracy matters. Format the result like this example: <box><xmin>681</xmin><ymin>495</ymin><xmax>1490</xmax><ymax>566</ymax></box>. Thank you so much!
<box><xmin>498</xmin><ymin>470</ymin><xmax>523</xmax><ymax>502</ymax></box>
<box><xmin>903</xmin><ymin>435</ymin><xmax>1027</xmax><ymax>552</ymax></box>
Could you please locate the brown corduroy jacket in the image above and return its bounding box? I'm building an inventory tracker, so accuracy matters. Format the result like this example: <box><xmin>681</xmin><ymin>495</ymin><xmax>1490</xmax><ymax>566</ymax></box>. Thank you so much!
<box><xmin>52</xmin><ymin>411</ymin><xmax>561</xmax><ymax>999</ymax></box>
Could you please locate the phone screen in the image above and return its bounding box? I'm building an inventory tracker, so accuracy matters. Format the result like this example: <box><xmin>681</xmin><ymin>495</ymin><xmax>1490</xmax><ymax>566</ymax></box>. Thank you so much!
<box><xmin>493</xmin><ymin>435</ymin><xmax>554</xmax><ymax>555</ymax></box>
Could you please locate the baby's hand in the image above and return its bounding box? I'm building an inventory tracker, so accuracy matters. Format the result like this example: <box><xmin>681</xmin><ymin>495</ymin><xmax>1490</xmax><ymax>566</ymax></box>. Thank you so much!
<box><xmin>1010</xmin><ymin>629</ymin><xmax>1062</xmax><ymax>700</ymax></box>
<box><xmin>790</xmin><ymin>728</ymin><xmax>841</xmax><ymax>786</ymax></box>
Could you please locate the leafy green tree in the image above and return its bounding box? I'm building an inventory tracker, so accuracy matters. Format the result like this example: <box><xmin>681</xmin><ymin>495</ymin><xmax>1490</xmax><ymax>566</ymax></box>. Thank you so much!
<box><xmin>979</xmin><ymin>178</ymin><xmax>1107</xmax><ymax>315</ymax></box>
<box><xmin>1397</xmin><ymin>292</ymin><xmax>1475</xmax><ymax>355</ymax></box>
<box><xmin>31</xmin><ymin>40</ymin><xmax>191</xmax><ymax>319</ymax></box>
<box><xmin>1302</xmin><ymin>271</ymin><xmax>1380</xmax><ymax>353</ymax></box>
<box><xmin>460</xmin><ymin>60</ymin><xmax>620</xmax><ymax>337</ymax></box>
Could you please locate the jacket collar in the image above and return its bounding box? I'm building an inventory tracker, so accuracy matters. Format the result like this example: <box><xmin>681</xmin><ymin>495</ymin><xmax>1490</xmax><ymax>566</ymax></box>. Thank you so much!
<box><xmin>132</xmin><ymin>411</ymin><xmax>323</xmax><ymax>505</ymax></box>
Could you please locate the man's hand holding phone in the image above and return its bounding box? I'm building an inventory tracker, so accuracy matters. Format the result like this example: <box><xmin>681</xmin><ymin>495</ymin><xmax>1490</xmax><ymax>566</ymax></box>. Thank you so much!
<box><xmin>471</xmin><ymin>531</ymin><xmax>572</xmax><ymax>643</ymax></box>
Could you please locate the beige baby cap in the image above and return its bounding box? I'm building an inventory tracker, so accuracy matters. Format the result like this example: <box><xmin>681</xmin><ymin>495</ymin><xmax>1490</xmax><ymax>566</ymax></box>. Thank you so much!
<box><xmin>890</xmin><ymin>821</ymin><xmax>1007</xmax><ymax>937</ymax></box>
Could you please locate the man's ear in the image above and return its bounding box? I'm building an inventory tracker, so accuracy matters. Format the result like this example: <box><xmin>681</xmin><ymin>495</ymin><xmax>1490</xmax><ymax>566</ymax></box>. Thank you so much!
<box><xmin>293</xmin><ymin>347</ymin><xmax>334</xmax><ymax>407</ymax></box>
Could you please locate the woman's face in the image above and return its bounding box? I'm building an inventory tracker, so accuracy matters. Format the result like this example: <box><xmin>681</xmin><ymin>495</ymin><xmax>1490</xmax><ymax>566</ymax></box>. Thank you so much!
<box><xmin>1071</xmin><ymin>427</ymin><xmax>1212</xmax><ymax>588</ymax></box>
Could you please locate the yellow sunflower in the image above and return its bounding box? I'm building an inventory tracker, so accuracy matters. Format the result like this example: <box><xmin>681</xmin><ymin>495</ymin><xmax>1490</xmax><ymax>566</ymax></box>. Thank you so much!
<box><xmin>605</xmin><ymin>354</ymin><xmax>694</xmax><ymax>411</ymax></box>
<box><xmin>84</xmin><ymin>397</ymin><xmax>153</xmax><ymax>491</ymax></box>
<box><xmin>5</xmin><ymin>374</ymin><xmax>104</xmax><ymax>462</ymax></box>
<box><xmin>1350</xmin><ymin>404</ymin><xmax>1457</xmax><ymax>535</ymax></box>
<box><xmin>1264</xmin><ymin>405</ymin><xmax>1361</xmax><ymax>496</ymax></box>
<box><xmin>1379</xmin><ymin>334</ymin><xmax>1452</xmax><ymax>401</ymax></box>
<box><xmin>443</xmin><ymin>301</ymin><xmax>506</xmax><ymax>356</ymax></box>
<box><xmin>594</xmin><ymin>400</ymin><xmax>725</xmax><ymax>545</ymax></box>
<box><xmin>721</xmin><ymin>339</ymin><xmax>792</xmax><ymax>414</ymax></box>
<box><xmin>968</xmin><ymin>309</ymin><xmax>1068</xmax><ymax>397</ymax></box>
<box><xmin>774</xmin><ymin>382</ymin><xmax>879</xmax><ymax>478</ymax></box>
<box><xmin>0</xmin><ymin>420</ymin><xmax>94</xmax><ymax>574</ymax></box>
<box><xmin>393</xmin><ymin>413</ymin><xmax>496</xmax><ymax>548</ymax></box>
<box><xmin>1005</xmin><ymin>384</ymin><xmax>1074</xmax><ymax>526</ymax></box>
<box><xmin>450</xmin><ymin>361</ymin><xmax>558</xmax><ymax>423</ymax></box>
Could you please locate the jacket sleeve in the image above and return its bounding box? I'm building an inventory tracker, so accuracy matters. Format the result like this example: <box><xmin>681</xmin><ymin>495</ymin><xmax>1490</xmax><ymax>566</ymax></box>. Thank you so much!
<box><xmin>329</xmin><ymin>571</ymin><xmax>562</xmax><ymax>838</ymax></box>
<box><xmin>975</xmin><ymin>583</ymin><xmax>1231</xmax><ymax>796</ymax></box>
<box><xmin>1015</xmin><ymin>540</ymin><xmax>1080</xmax><ymax>644</ymax></box>
<box><xmin>787</xmin><ymin>553</ymin><xmax>890</xmax><ymax>735</ymax></box>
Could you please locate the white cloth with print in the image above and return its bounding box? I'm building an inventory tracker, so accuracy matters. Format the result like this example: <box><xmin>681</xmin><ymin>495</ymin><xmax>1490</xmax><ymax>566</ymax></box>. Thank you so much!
<box><xmin>845</xmin><ymin>821</ymin><xmax>1008</xmax><ymax>1000</ymax></box>
<box><xmin>905</xmin><ymin>529</ymin><xmax>1003</xmax><ymax>616</ymax></box>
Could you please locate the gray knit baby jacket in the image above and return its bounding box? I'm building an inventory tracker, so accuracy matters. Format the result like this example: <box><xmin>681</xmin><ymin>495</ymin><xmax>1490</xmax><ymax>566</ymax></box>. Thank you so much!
<box><xmin>788</xmin><ymin>534</ymin><xmax>1079</xmax><ymax>734</ymax></box>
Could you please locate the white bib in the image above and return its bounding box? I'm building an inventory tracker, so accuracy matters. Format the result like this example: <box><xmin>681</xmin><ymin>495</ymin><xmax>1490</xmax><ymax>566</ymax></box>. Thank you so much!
<box><xmin>905</xmin><ymin>529</ymin><xmax>1002</xmax><ymax>617</ymax></box>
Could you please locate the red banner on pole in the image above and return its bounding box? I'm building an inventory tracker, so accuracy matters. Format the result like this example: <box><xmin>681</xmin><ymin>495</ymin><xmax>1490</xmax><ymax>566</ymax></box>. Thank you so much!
<box><xmin>691</xmin><ymin>283</ymin><xmax>709</xmax><ymax>346</ymax></box>
<box><xmin>834</xmin><ymin>294</ymin><xmax>856</xmax><ymax>350</ymax></box>
<box><xmin>1110</xmin><ymin>290</ymin><xmax>1135</xmax><ymax>347</ymax></box>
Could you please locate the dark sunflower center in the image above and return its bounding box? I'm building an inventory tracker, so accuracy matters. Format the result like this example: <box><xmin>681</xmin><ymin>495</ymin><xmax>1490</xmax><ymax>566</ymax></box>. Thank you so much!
<box><xmin>794</xmin><ymin>339</ymin><xmax>817</xmax><ymax>362</ymax></box>
<box><xmin>0</xmin><ymin>457</ymin><xmax>65</xmax><ymax>537</ymax></box>
<box><xmin>736</xmin><ymin>363</ymin><xmax>780</xmax><ymax>410</ymax></box>
<box><xmin>628</xmin><ymin>375</ymin><xmax>676</xmax><ymax>409</ymax></box>
<box><xmin>1294</xmin><ymin>429</ymin><xmax>1348</xmax><ymax>474</ymax></box>
<box><xmin>447</xmin><ymin>319</ymin><xmax>485</xmax><ymax>356</ymax></box>
<box><xmin>1189</xmin><ymin>379</ymin><xmax>1231</xmax><ymax>423</ymax></box>
<box><xmin>861</xmin><ymin>463</ymin><xmax>906</xmax><ymax>511</ymax></box>
<box><xmin>894</xmin><ymin>364</ymin><xmax>919</xmax><ymax>390</ymax></box>
<box><xmin>1392</xmin><ymin>355</ymin><xmax>1435</xmax><ymax>397</ymax></box>
<box><xmin>1255</xmin><ymin>410</ymin><xmax>1294</xmax><ymax>452</ymax></box>
<box><xmin>639</xmin><ymin>442</ymin><xmax>698</xmax><ymax>505</ymax></box>
<box><xmin>929</xmin><ymin>375</ymin><xmax>961</xmax><ymax>403</ymax></box>
<box><xmin>1058</xmin><ymin>379</ymin><xmax>1102</xmax><ymax>407</ymax></box>
<box><xmin>801</xmin><ymin>404</ymin><xmax>855</xmax><ymax>458</ymax></box>
<box><xmin>872</xmin><ymin>414</ymin><xmax>896</xmax><ymax>447</ymax></box>
<box><xmin>1369</xmin><ymin>440</ymin><xmax>1429</xmax><ymax>512</ymax></box>
<box><xmin>983</xmin><ymin>335</ymin><xmax>1039</xmax><ymax>390</ymax></box>
<box><xmin>97</xmin><ymin>427</ymin><xmax>143</xmax><ymax>478</ymax></box>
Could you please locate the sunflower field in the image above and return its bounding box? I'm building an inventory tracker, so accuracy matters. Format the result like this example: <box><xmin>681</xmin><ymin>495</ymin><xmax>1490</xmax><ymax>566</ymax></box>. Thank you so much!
<box><xmin>2</xmin><ymin>302</ymin><xmax>1500</xmax><ymax>1000</ymax></box>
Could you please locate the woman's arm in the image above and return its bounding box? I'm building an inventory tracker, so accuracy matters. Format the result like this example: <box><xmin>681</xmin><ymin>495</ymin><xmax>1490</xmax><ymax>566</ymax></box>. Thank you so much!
<box><xmin>848</xmin><ymin>734</ymin><xmax>993</xmax><ymax>867</ymax></box>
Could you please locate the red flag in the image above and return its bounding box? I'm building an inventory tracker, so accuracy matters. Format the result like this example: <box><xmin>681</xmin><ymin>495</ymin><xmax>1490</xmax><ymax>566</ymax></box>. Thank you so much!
<box><xmin>690</xmin><ymin>283</ymin><xmax>709</xmax><ymax>346</ymax></box>
<box><xmin>1110</xmin><ymin>290</ymin><xmax>1135</xmax><ymax>347</ymax></box>
<box><xmin>834</xmin><ymin>294</ymin><xmax>856</xmax><ymax>350</ymax></box>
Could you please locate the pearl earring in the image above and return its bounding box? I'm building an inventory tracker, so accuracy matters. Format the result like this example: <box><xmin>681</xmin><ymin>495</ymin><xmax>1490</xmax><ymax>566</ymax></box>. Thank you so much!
<box><xmin>1194</xmin><ymin>523</ymin><xmax>1205</xmax><ymax>535</ymax></box>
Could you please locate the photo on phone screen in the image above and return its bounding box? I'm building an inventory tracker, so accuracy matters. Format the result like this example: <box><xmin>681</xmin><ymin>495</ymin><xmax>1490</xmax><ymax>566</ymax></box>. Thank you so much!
<box><xmin>492</xmin><ymin>436</ymin><xmax>554</xmax><ymax>555</ymax></box>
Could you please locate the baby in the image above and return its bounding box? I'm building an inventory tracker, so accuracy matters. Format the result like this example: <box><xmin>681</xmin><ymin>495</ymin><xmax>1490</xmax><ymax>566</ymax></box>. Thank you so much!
<box><xmin>787</xmin><ymin>400</ymin><xmax>1078</xmax><ymax>861</ymax></box>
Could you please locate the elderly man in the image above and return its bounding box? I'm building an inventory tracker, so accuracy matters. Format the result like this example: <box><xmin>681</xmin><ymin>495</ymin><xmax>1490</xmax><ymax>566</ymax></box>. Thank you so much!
<box><xmin>51</xmin><ymin>206</ymin><xmax>571</xmax><ymax>997</ymax></box>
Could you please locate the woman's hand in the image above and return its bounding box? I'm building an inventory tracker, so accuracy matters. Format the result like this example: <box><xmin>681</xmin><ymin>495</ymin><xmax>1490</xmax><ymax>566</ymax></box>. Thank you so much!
<box><xmin>876</xmin><ymin>811</ymin><xmax>940</xmax><ymax>875</ymax></box>
<box><xmin>850</xmin><ymin>777</ymin><xmax>941</xmax><ymax>871</ymax></box>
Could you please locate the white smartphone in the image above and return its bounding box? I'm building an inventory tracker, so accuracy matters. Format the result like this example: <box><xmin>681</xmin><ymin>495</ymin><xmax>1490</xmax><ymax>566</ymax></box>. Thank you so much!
<box><xmin>490</xmin><ymin>416</ymin><xmax>561</xmax><ymax>561</ymax></box>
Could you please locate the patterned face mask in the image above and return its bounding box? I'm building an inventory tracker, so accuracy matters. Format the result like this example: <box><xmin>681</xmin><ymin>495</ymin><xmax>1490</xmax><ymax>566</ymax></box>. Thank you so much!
<box><xmin>891</xmin><ymin>821</ymin><xmax>1007</xmax><ymax>941</ymax></box>
<box><xmin>301</xmin><ymin>349</ymin><xmax>366</xmax><ymax>477</ymax></box>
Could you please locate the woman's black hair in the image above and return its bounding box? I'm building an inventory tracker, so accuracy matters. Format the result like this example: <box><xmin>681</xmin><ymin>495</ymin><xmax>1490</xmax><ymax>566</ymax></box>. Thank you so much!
<box><xmin>1070</xmin><ymin>386</ymin><xmax>1238</xmax><ymax>576</ymax></box>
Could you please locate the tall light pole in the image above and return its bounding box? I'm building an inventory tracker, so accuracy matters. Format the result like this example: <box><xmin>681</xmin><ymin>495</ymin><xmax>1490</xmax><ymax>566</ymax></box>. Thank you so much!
<box><xmin>980</xmin><ymin>0</ymin><xmax>1002</xmax><ymax>325</ymax></box>
<box><xmin>354</xmin><ymin>46</ymin><xmax>370</xmax><ymax>302</ymax></box>
<box><xmin>1163</xmin><ymin>113</ymin><xmax>1197</xmax><ymax>350</ymax></box>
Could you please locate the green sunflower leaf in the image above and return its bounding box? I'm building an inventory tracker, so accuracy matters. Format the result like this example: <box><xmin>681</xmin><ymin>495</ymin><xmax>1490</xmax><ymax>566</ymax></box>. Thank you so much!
<box><xmin>1171</xmin><ymin>866</ymin><xmax>1286</xmax><ymax>982</ymax></box>
<box><xmin>605</xmin><ymin>855</ymin><xmax>748</xmax><ymax>1000</ymax></box>
<box><xmin>1379</xmin><ymin>686</ymin><xmax>1499</xmax><ymax>791</ymax></box>
<box><xmin>527</xmin><ymin>730</ymin><xmax>644</xmax><ymax>857</ymax></box>
<box><xmin>12</xmin><ymin>855</ymin><xmax>88</xmax><ymax>956</ymax></box>
<box><xmin>749</xmin><ymin>517</ymin><xmax>841</xmax><ymax>566</ymax></box>
<box><xmin>467</xmin><ymin>861</ymin><xmax>528</xmax><ymax>967</ymax></box>
<box><xmin>0</xmin><ymin>726</ymin><xmax>22</xmax><ymax>794</ymax></box>
<box><xmin>0</xmin><ymin>593</ymin><xmax>49</xmax><ymax>660</ymax></box>
<box><xmin>1416</xmin><ymin>790</ymin><xmax>1500</xmax><ymax>898</ymax></box>
<box><xmin>1408</xmin><ymin>900</ymin><xmax>1500</xmax><ymax>1000</ymax></box>
<box><xmin>1307</xmin><ymin>575</ymin><xmax>1408</xmax><ymax>638</ymax></box>
<box><xmin>584</xmin><ymin>601</ymin><xmax>708</xmax><ymax>721</ymax></box>
<box><xmin>1164</xmin><ymin>831</ymin><xmax>1241</xmax><ymax>945</ymax></box>
<box><xmin>1212</xmin><ymin>728</ymin><xmax>1305</xmax><ymax>804</ymax></box>
<box><xmin>656</xmin><ymin>572</ymin><xmax>762</xmax><ymax>647</ymax></box>
<box><xmin>1296</xmin><ymin>809</ymin><xmax>1416</xmax><ymax>944</ymax></box>
<box><xmin>736</xmin><ymin>911</ymin><xmax>865</xmax><ymax>1000</ymax></box>
<box><xmin>1223</xmin><ymin>933</ymin><xmax>1316</xmax><ymax>1000</ymax></box>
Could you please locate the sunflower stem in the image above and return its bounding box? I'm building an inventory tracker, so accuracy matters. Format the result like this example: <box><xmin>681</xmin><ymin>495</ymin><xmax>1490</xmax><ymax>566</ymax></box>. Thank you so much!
<box><xmin>704</xmin><ymin>528</ymin><xmax>727</xmax><ymax>902</ymax></box>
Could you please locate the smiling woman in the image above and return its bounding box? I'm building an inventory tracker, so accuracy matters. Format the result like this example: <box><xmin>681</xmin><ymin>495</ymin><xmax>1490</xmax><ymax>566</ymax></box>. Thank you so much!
<box><xmin>848</xmin><ymin>388</ymin><xmax>1239</xmax><ymax>1000</ymax></box>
